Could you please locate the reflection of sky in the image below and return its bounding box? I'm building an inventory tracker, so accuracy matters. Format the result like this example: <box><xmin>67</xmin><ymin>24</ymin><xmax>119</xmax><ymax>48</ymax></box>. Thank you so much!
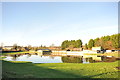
<box><xmin>4</xmin><ymin>56</ymin><xmax>16</xmax><ymax>61</ymax></box>
<box><xmin>4</xmin><ymin>54</ymin><xmax>116</xmax><ymax>63</ymax></box>
<box><xmin>4</xmin><ymin>55</ymin><xmax>63</xmax><ymax>63</ymax></box>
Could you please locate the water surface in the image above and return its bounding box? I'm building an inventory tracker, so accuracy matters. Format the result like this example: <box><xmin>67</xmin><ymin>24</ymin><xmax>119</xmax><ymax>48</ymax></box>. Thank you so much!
<box><xmin>3</xmin><ymin>53</ymin><xmax>118</xmax><ymax>63</ymax></box>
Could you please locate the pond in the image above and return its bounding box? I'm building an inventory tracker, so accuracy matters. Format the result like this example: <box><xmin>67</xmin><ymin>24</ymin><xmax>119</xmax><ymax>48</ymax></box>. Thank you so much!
<box><xmin>2</xmin><ymin>53</ymin><xmax>119</xmax><ymax>63</ymax></box>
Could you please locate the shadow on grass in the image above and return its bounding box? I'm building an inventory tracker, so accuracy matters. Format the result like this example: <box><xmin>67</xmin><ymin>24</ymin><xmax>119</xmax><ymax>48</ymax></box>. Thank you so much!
<box><xmin>88</xmin><ymin>71</ymin><xmax>119</xmax><ymax>79</ymax></box>
<box><xmin>2</xmin><ymin>60</ymin><xmax>119</xmax><ymax>80</ymax></box>
<box><xmin>2</xmin><ymin>60</ymin><xmax>90</xmax><ymax>78</ymax></box>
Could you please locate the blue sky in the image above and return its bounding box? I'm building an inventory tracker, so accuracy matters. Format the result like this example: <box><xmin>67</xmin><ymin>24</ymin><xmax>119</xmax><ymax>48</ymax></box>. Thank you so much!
<box><xmin>1</xmin><ymin>2</ymin><xmax>118</xmax><ymax>46</ymax></box>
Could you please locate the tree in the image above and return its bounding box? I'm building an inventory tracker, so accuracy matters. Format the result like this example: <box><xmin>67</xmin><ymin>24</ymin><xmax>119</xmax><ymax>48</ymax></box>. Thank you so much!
<box><xmin>70</xmin><ymin>40</ymin><xmax>76</xmax><ymax>48</ymax></box>
<box><xmin>13</xmin><ymin>44</ymin><xmax>18</xmax><ymax>51</ymax></box>
<box><xmin>94</xmin><ymin>38</ymin><xmax>99</xmax><ymax>47</ymax></box>
<box><xmin>85</xmin><ymin>43</ymin><xmax>88</xmax><ymax>49</ymax></box>
<box><xmin>50</xmin><ymin>44</ymin><xmax>55</xmax><ymax>47</ymax></box>
<box><xmin>28</xmin><ymin>45</ymin><xmax>32</xmax><ymax>50</ymax></box>
<box><xmin>104</xmin><ymin>41</ymin><xmax>113</xmax><ymax>49</ymax></box>
<box><xmin>88</xmin><ymin>34</ymin><xmax>120</xmax><ymax>49</ymax></box>
<box><xmin>110</xmin><ymin>34</ymin><xmax>120</xmax><ymax>49</ymax></box>
<box><xmin>88</xmin><ymin>39</ymin><xmax>94</xmax><ymax>49</ymax></box>
<box><xmin>76</xmin><ymin>39</ymin><xmax>82</xmax><ymax>48</ymax></box>
<box><xmin>40</xmin><ymin>45</ymin><xmax>43</xmax><ymax>47</ymax></box>
<box><xmin>61</xmin><ymin>40</ymin><xmax>69</xmax><ymax>49</ymax></box>
<box><xmin>101</xmin><ymin>35</ymin><xmax>110</xmax><ymax>42</ymax></box>
<box><xmin>61</xmin><ymin>39</ymin><xmax>83</xmax><ymax>50</ymax></box>
<box><xmin>68</xmin><ymin>45</ymin><xmax>74</xmax><ymax>50</ymax></box>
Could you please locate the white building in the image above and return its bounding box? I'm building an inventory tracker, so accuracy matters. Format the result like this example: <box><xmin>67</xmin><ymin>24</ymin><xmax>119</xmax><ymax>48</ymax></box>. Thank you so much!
<box><xmin>92</xmin><ymin>47</ymin><xmax>102</xmax><ymax>51</ymax></box>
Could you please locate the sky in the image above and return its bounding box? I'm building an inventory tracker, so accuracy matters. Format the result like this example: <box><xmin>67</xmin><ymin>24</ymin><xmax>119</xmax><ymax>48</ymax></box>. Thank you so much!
<box><xmin>1</xmin><ymin>2</ymin><xmax>118</xmax><ymax>47</ymax></box>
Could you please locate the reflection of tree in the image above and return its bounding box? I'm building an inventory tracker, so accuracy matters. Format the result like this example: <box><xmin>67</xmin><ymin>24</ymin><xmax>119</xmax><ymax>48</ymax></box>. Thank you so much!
<box><xmin>61</xmin><ymin>56</ymin><xmax>95</xmax><ymax>63</ymax></box>
<box><xmin>43</xmin><ymin>52</ymin><xmax>51</xmax><ymax>55</ymax></box>
<box><xmin>11</xmin><ymin>54</ymin><xmax>18</xmax><ymax>61</ymax></box>
<box><xmin>10</xmin><ymin>54</ymin><xmax>21</xmax><ymax>61</ymax></box>
<box><xmin>85</xmin><ymin>57</ymin><xmax>94</xmax><ymax>63</ymax></box>
<box><xmin>26</xmin><ymin>54</ymin><xmax>31</xmax><ymax>58</ymax></box>
<box><xmin>35</xmin><ymin>53</ymin><xmax>38</xmax><ymax>55</ymax></box>
<box><xmin>101</xmin><ymin>56</ymin><xmax>116</xmax><ymax>62</ymax></box>
<box><xmin>61</xmin><ymin>56</ymin><xmax>83</xmax><ymax>63</ymax></box>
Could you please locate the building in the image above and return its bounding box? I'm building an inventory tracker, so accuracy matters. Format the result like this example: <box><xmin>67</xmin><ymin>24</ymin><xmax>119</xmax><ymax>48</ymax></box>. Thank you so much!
<box><xmin>37</xmin><ymin>49</ymin><xmax>52</xmax><ymax>55</ymax></box>
<box><xmin>92</xmin><ymin>47</ymin><xmax>102</xmax><ymax>51</ymax></box>
<box><xmin>66</xmin><ymin>48</ymin><xmax>83</xmax><ymax>51</ymax></box>
<box><xmin>106</xmin><ymin>50</ymin><xmax>112</xmax><ymax>53</ymax></box>
<box><xmin>92</xmin><ymin>47</ymin><xmax>105</xmax><ymax>53</ymax></box>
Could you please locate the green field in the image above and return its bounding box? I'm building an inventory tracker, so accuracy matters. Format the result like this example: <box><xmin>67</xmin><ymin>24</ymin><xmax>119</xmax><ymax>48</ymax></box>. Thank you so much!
<box><xmin>2</xmin><ymin>51</ymin><xmax>36</xmax><ymax>55</ymax></box>
<box><xmin>1</xmin><ymin>51</ymin><xmax>120</xmax><ymax>78</ymax></box>
<box><xmin>2</xmin><ymin>60</ymin><xmax>119</xmax><ymax>78</ymax></box>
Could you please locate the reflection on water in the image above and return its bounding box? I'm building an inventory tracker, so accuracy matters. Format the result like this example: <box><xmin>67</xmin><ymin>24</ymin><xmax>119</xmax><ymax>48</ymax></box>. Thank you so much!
<box><xmin>4</xmin><ymin>53</ymin><xmax>62</xmax><ymax>63</ymax></box>
<box><xmin>62</xmin><ymin>56</ymin><xmax>94</xmax><ymax>63</ymax></box>
<box><xmin>3</xmin><ymin>53</ymin><xmax>118</xmax><ymax>63</ymax></box>
<box><xmin>61</xmin><ymin>55</ymin><xmax>116</xmax><ymax>63</ymax></box>
<box><xmin>62</xmin><ymin>56</ymin><xmax>83</xmax><ymax>63</ymax></box>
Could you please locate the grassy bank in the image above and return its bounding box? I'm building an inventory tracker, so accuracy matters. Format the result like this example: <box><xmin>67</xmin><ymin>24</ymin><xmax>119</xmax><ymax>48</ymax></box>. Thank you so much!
<box><xmin>2</xmin><ymin>51</ymin><xmax>37</xmax><ymax>55</ymax></box>
<box><xmin>2</xmin><ymin>60</ymin><xmax>119</xmax><ymax>78</ymax></box>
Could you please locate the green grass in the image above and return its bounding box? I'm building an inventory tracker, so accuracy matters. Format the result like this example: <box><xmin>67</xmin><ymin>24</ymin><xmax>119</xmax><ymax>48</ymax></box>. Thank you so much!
<box><xmin>2</xmin><ymin>60</ymin><xmax>119</xmax><ymax>78</ymax></box>
<box><xmin>1</xmin><ymin>51</ymin><xmax>120</xmax><ymax>78</ymax></box>
<box><xmin>2</xmin><ymin>51</ymin><xmax>37</xmax><ymax>55</ymax></box>
<box><xmin>0</xmin><ymin>56</ymin><xmax>6</xmax><ymax>60</ymax></box>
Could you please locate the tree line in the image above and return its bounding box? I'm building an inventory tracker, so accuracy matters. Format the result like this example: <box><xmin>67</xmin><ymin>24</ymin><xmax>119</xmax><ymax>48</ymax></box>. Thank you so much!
<box><xmin>2</xmin><ymin>44</ymin><xmax>47</xmax><ymax>51</ymax></box>
<box><xmin>61</xmin><ymin>39</ymin><xmax>82</xmax><ymax>49</ymax></box>
<box><xmin>86</xmin><ymin>33</ymin><xmax>120</xmax><ymax>50</ymax></box>
<box><xmin>61</xmin><ymin>33</ymin><xmax>120</xmax><ymax>50</ymax></box>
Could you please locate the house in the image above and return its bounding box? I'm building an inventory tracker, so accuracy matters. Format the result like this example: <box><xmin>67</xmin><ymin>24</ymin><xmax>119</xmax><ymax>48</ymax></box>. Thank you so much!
<box><xmin>66</xmin><ymin>48</ymin><xmax>83</xmax><ymax>51</ymax></box>
<box><xmin>106</xmin><ymin>50</ymin><xmax>112</xmax><ymax>53</ymax></box>
<box><xmin>72</xmin><ymin>48</ymin><xmax>83</xmax><ymax>51</ymax></box>
<box><xmin>37</xmin><ymin>49</ymin><xmax>52</xmax><ymax>55</ymax></box>
<box><xmin>92</xmin><ymin>47</ymin><xmax>105</xmax><ymax>53</ymax></box>
<box><xmin>92</xmin><ymin>47</ymin><xmax>102</xmax><ymax>51</ymax></box>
